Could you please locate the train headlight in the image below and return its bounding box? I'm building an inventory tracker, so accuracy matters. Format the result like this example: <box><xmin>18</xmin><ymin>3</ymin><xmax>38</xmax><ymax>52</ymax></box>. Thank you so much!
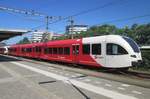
<box><xmin>130</xmin><ymin>55</ymin><xmax>136</xmax><ymax>58</ymax></box>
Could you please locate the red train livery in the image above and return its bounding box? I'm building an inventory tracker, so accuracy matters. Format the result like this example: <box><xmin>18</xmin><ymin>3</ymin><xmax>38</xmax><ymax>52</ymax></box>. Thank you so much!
<box><xmin>7</xmin><ymin>35</ymin><xmax>142</xmax><ymax>68</ymax></box>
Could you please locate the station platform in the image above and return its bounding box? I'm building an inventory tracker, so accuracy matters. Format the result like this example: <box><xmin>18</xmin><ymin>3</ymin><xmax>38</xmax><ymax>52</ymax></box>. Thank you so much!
<box><xmin>0</xmin><ymin>55</ymin><xmax>150</xmax><ymax>99</ymax></box>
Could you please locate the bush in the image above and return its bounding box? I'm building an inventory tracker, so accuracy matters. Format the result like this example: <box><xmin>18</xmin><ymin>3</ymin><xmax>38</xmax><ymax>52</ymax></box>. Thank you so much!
<box><xmin>141</xmin><ymin>50</ymin><xmax>150</xmax><ymax>70</ymax></box>
<box><xmin>132</xmin><ymin>50</ymin><xmax>150</xmax><ymax>71</ymax></box>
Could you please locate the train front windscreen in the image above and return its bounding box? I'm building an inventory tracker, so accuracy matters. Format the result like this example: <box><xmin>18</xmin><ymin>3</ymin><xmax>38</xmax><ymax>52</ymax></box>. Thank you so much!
<box><xmin>123</xmin><ymin>36</ymin><xmax>140</xmax><ymax>53</ymax></box>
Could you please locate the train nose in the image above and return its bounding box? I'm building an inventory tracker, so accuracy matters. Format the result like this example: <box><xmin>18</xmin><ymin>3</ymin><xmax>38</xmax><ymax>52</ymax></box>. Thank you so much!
<box><xmin>132</xmin><ymin>60</ymin><xmax>142</xmax><ymax>67</ymax></box>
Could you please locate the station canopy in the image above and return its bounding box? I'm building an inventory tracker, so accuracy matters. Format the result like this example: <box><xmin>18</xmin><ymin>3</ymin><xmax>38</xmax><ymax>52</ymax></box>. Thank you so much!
<box><xmin>0</xmin><ymin>29</ymin><xmax>29</xmax><ymax>42</ymax></box>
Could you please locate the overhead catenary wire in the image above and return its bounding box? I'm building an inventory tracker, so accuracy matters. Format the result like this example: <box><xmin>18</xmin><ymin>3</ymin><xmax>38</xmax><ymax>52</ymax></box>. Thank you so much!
<box><xmin>31</xmin><ymin>0</ymin><xmax>127</xmax><ymax>30</ymax></box>
<box><xmin>48</xmin><ymin>14</ymin><xmax>150</xmax><ymax>34</ymax></box>
<box><xmin>1</xmin><ymin>11</ymin><xmax>44</xmax><ymax>23</ymax></box>
<box><xmin>0</xmin><ymin>6</ymin><xmax>45</xmax><ymax>17</ymax></box>
<box><xmin>0</xmin><ymin>5</ymin><xmax>63</xmax><ymax>31</ymax></box>
<box><xmin>0</xmin><ymin>0</ymin><xmax>128</xmax><ymax>31</ymax></box>
<box><xmin>0</xmin><ymin>0</ymin><xmax>149</xmax><ymax>32</ymax></box>
<box><xmin>93</xmin><ymin>14</ymin><xmax>150</xmax><ymax>26</ymax></box>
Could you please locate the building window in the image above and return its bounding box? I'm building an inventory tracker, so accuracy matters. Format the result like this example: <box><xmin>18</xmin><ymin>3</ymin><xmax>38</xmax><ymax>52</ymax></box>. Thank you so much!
<box><xmin>92</xmin><ymin>44</ymin><xmax>101</xmax><ymax>55</ymax></box>
<box><xmin>107</xmin><ymin>43</ymin><xmax>128</xmax><ymax>55</ymax></box>
<box><xmin>82</xmin><ymin>44</ymin><xmax>90</xmax><ymax>54</ymax></box>
<box><xmin>64</xmin><ymin>47</ymin><xmax>70</xmax><ymax>55</ymax></box>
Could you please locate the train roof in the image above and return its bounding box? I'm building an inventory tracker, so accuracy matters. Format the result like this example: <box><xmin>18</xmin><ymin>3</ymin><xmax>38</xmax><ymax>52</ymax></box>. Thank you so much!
<box><xmin>11</xmin><ymin>42</ymin><xmax>44</xmax><ymax>47</ymax></box>
<box><xmin>45</xmin><ymin>35</ymin><xmax>122</xmax><ymax>45</ymax></box>
<box><xmin>10</xmin><ymin>35</ymin><xmax>123</xmax><ymax>47</ymax></box>
<box><xmin>46</xmin><ymin>39</ymin><xmax>82</xmax><ymax>45</ymax></box>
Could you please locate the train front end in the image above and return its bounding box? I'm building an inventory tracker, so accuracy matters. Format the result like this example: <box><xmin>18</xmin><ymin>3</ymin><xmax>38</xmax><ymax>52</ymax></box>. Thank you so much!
<box><xmin>122</xmin><ymin>36</ymin><xmax>142</xmax><ymax>66</ymax></box>
<box><xmin>101</xmin><ymin>35</ymin><xmax>142</xmax><ymax>69</ymax></box>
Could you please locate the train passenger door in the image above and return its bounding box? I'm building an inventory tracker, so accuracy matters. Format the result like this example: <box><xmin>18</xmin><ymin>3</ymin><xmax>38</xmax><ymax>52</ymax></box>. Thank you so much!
<box><xmin>91</xmin><ymin>43</ymin><xmax>106</xmax><ymax>67</ymax></box>
<box><xmin>37</xmin><ymin>46</ymin><xmax>42</xmax><ymax>59</ymax></box>
<box><xmin>32</xmin><ymin>47</ymin><xmax>36</xmax><ymax>58</ymax></box>
<box><xmin>72</xmin><ymin>45</ymin><xmax>80</xmax><ymax>63</ymax></box>
<box><xmin>105</xmin><ymin>43</ymin><xmax>130</xmax><ymax>68</ymax></box>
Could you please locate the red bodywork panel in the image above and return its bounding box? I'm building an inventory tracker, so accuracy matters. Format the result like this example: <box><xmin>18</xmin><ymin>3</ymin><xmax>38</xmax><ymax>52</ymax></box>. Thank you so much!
<box><xmin>9</xmin><ymin>39</ymin><xmax>102</xmax><ymax>68</ymax></box>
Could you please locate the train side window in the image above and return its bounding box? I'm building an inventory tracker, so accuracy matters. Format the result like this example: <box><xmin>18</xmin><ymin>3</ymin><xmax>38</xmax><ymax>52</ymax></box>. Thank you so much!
<box><xmin>39</xmin><ymin>47</ymin><xmax>41</xmax><ymax>52</ymax></box>
<box><xmin>35</xmin><ymin>46</ymin><xmax>41</xmax><ymax>52</ymax></box>
<box><xmin>27</xmin><ymin>48</ymin><xmax>32</xmax><ymax>52</ymax></box>
<box><xmin>58</xmin><ymin>48</ymin><xmax>63</xmax><ymax>54</ymax></box>
<box><xmin>23</xmin><ymin>48</ymin><xmax>25</xmax><ymax>52</ymax></box>
<box><xmin>83</xmin><ymin>44</ymin><xmax>90</xmax><ymax>54</ymax></box>
<box><xmin>53</xmin><ymin>48</ymin><xmax>58</xmax><ymax>54</ymax></box>
<box><xmin>64</xmin><ymin>47</ymin><xmax>70</xmax><ymax>55</ymax></box>
<box><xmin>44</xmin><ymin>48</ymin><xmax>46</xmax><ymax>54</ymax></box>
<box><xmin>21</xmin><ymin>48</ymin><xmax>24</xmax><ymax>52</ymax></box>
<box><xmin>27</xmin><ymin>48</ymin><xmax>29</xmax><ymax>52</ymax></box>
<box><xmin>44</xmin><ymin>48</ymin><xmax>48</xmax><ymax>54</ymax></box>
<box><xmin>49</xmin><ymin>48</ymin><xmax>52</xmax><ymax>54</ymax></box>
<box><xmin>107</xmin><ymin>43</ymin><xmax>128</xmax><ymax>55</ymax></box>
<box><xmin>76</xmin><ymin>45</ymin><xmax>79</xmax><ymax>55</ymax></box>
<box><xmin>29</xmin><ymin>48</ymin><xmax>32</xmax><ymax>52</ymax></box>
<box><xmin>92</xmin><ymin>44</ymin><xmax>101</xmax><ymax>55</ymax></box>
<box><xmin>35</xmin><ymin>46</ymin><xmax>38</xmax><ymax>52</ymax></box>
<box><xmin>32</xmin><ymin>48</ymin><xmax>34</xmax><ymax>52</ymax></box>
<box><xmin>14</xmin><ymin>48</ymin><xmax>17</xmax><ymax>52</ymax></box>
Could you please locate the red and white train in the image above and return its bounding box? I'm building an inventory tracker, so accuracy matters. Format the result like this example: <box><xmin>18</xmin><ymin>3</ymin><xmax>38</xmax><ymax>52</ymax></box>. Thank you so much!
<box><xmin>1</xmin><ymin>35</ymin><xmax>142</xmax><ymax>68</ymax></box>
<box><xmin>0</xmin><ymin>46</ymin><xmax>9</xmax><ymax>54</ymax></box>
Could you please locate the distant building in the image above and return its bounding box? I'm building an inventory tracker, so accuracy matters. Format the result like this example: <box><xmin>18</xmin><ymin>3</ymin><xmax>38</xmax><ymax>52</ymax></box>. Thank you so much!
<box><xmin>0</xmin><ymin>42</ymin><xmax>6</xmax><ymax>47</ymax></box>
<box><xmin>31</xmin><ymin>31</ymin><xmax>53</xmax><ymax>43</ymax></box>
<box><xmin>66</xmin><ymin>25</ymin><xmax>88</xmax><ymax>34</ymax></box>
<box><xmin>31</xmin><ymin>31</ymin><xmax>44</xmax><ymax>43</ymax></box>
<box><xmin>31</xmin><ymin>31</ymin><xmax>63</xmax><ymax>42</ymax></box>
<box><xmin>52</xmin><ymin>33</ymin><xmax>64</xmax><ymax>39</ymax></box>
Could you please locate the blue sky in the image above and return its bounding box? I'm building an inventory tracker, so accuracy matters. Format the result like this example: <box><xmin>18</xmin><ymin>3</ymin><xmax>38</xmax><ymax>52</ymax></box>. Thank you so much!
<box><xmin>0</xmin><ymin>0</ymin><xmax>150</xmax><ymax>44</ymax></box>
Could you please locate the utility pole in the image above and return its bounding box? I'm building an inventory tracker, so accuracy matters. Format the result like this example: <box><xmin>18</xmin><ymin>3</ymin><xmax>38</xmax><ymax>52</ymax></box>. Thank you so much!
<box><xmin>46</xmin><ymin>16</ymin><xmax>49</xmax><ymax>31</ymax></box>
<box><xmin>42</xmin><ymin>16</ymin><xmax>61</xmax><ymax>42</ymax></box>
<box><xmin>42</xmin><ymin>16</ymin><xmax>51</xmax><ymax>42</ymax></box>
<box><xmin>68</xmin><ymin>17</ymin><xmax>74</xmax><ymax>39</ymax></box>
<box><xmin>45</xmin><ymin>16</ymin><xmax>54</xmax><ymax>31</ymax></box>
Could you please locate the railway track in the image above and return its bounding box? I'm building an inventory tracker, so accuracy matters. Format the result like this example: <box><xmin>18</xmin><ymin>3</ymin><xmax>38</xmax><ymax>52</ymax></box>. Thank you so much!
<box><xmin>1</xmin><ymin>54</ymin><xmax>150</xmax><ymax>88</ymax></box>
<box><xmin>57</xmin><ymin>63</ymin><xmax>150</xmax><ymax>80</ymax></box>
<box><xmin>2</xmin><ymin>54</ymin><xmax>150</xmax><ymax>80</ymax></box>
<box><xmin>117</xmin><ymin>70</ymin><xmax>150</xmax><ymax>79</ymax></box>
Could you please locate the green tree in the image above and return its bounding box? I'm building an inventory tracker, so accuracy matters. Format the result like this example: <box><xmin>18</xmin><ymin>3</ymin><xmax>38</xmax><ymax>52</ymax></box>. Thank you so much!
<box><xmin>79</xmin><ymin>24</ymin><xmax>117</xmax><ymax>37</ymax></box>
<box><xmin>17</xmin><ymin>37</ymin><xmax>30</xmax><ymax>44</ymax></box>
<box><xmin>135</xmin><ymin>24</ymin><xmax>150</xmax><ymax>45</ymax></box>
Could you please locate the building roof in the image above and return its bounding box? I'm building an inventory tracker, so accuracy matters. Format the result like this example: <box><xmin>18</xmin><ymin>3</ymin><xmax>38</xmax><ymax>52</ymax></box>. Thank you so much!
<box><xmin>53</xmin><ymin>33</ymin><xmax>64</xmax><ymax>36</ymax></box>
<box><xmin>0</xmin><ymin>29</ymin><xmax>29</xmax><ymax>42</ymax></box>
<box><xmin>66</xmin><ymin>25</ymin><xmax>88</xmax><ymax>28</ymax></box>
